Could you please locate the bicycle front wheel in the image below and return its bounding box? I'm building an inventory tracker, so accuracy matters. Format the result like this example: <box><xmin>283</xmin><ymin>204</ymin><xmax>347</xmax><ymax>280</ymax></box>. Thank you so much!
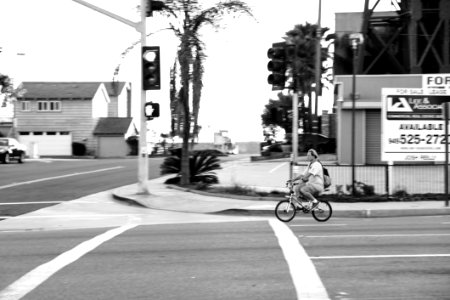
<box><xmin>275</xmin><ymin>200</ymin><xmax>296</xmax><ymax>222</ymax></box>
<box><xmin>312</xmin><ymin>200</ymin><xmax>332</xmax><ymax>222</ymax></box>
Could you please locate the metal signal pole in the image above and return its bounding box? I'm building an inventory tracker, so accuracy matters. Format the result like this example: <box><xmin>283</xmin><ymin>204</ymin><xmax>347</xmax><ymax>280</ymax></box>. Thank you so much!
<box><xmin>72</xmin><ymin>0</ymin><xmax>149</xmax><ymax>194</ymax></box>
<box><xmin>137</xmin><ymin>0</ymin><xmax>150</xmax><ymax>194</ymax></box>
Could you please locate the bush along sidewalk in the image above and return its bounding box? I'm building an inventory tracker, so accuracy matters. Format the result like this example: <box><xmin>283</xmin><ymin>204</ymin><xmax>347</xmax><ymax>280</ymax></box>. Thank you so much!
<box><xmin>180</xmin><ymin>183</ymin><xmax>447</xmax><ymax>203</ymax></box>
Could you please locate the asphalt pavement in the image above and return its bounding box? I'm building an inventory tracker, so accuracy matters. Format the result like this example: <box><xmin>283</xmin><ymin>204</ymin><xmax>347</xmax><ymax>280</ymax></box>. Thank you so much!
<box><xmin>112</xmin><ymin>156</ymin><xmax>450</xmax><ymax>218</ymax></box>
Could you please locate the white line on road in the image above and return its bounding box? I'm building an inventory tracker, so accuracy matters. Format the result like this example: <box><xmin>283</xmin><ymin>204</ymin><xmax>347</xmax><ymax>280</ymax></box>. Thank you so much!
<box><xmin>291</xmin><ymin>224</ymin><xmax>347</xmax><ymax>227</ymax></box>
<box><xmin>0</xmin><ymin>201</ymin><xmax>62</xmax><ymax>206</ymax></box>
<box><xmin>0</xmin><ymin>213</ymin><xmax>149</xmax><ymax>220</ymax></box>
<box><xmin>0</xmin><ymin>222</ymin><xmax>139</xmax><ymax>300</ymax></box>
<box><xmin>269</xmin><ymin>162</ymin><xmax>287</xmax><ymax>173</ymax></box>
<box><xmin>0</xmin><ymin>166</ymin><xmax>124</xmax><ymax>190</ymax></box>
<box><xmin>311</xmin><ymin>254</ymin><xmax>450</xmax><ymax>260</ymax></box>
<box><xmin>269</xmin><ymin>219</ymin><xmax>330</xmax><ymax>300</ymax></box>
<box><xmin>302</xmin><ymin>233</ymin><xmax>450</xmax><ymax>238</ymax></box>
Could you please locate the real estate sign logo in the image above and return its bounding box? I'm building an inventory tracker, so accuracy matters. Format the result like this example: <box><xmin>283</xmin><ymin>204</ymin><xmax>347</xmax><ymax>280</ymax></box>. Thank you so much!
<box><xmin>386</xmin><ymin>95</ymin><xmax>443</xmax><ymax>120</ymax></box>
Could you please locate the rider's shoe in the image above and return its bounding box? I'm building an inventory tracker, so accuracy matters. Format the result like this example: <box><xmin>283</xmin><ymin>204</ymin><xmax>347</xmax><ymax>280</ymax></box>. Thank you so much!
<box><xmin>310</xmin><ymin>200</ymin><xmax>320</xmax><ymax>211</ymax></box>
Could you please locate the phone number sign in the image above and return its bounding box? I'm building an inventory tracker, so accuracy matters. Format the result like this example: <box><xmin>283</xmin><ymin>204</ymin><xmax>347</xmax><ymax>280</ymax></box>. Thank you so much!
<box><xmin>381</xmin><ymin>88</ymin><xmax>450</xmax><ymax>162</ymax></box>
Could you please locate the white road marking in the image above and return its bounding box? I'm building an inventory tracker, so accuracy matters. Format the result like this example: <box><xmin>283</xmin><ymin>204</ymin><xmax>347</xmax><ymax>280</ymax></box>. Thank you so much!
<box><xmin>0</xmin><ymin>222</ymin><xmax>139</xmax><ymax>300</ymax></box>
<box><xmin>291</xmin><ymin>224</ymin><xmax>347</xmax><ymax>227</ymax></box>
<box><xmin>0</xmin><ymin>166</ymin><xmax>124</xmax><ymax>190</ymax></box>
<box><xmin>311</xmin><ymin>254</ymin><xmax>450</xmax><ymax>260</ymax></box>
<box><xmin>0</xmin><ymin>201</ymin><xmax>62</xmax><ymax>206</ymax></box>
<box><xmin>269</xmin><ymin>162</ymin><xmax>287</xmax><ymax>173</ymax></box>
<box><xmin>302</xmin><ymin>233</ymin><xmax>450</xmax><ymax>238</ymax></box>
<box><xmin>269</xmin><ymin>219</ymin><xmax>330</xmax><ymax>300</ymax></box>
<box><xmin>0</xmin><ymin>213</ymin><xmax>149</xmax><ymax>220</ymax></box>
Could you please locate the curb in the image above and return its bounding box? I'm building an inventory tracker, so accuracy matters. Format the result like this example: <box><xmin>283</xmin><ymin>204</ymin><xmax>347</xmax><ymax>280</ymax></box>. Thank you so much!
<box><xmin>112</xmin><ymin>189</ymin><xmax>450</xmax><ymax>218</ymax></box>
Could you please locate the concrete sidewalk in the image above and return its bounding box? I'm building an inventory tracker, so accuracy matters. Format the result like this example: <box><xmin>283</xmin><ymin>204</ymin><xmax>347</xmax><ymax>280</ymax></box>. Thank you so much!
<box><xmin>112</xmin><ymin>176</ymin><xmax>450</xmax><ymax>218</ymax></box>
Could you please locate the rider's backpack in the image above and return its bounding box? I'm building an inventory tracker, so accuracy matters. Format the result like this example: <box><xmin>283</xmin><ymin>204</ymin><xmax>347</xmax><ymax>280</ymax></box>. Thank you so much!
<box><xmin>319</xmin><ymin>162</ymin><xmax>332</xmax><ymax>188</ymax></box>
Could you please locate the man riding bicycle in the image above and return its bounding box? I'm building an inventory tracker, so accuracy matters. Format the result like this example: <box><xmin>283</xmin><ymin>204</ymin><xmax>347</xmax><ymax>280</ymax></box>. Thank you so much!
<box><xmin>287</xmin><ymin>148</ymin><xmax>324</xmax><ymax>210</ymax></box>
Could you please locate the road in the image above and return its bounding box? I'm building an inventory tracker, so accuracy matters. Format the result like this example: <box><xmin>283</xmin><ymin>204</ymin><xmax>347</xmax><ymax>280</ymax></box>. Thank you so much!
<box><xmin>0</xmin><ymin>157</ymin><xmax>164</xmax><ymax>218</ymax></box>
<box><xmin>0</xmin><ymin>157</ymin><xmax>449</xmax><ymax>299</ymax></box>
<box><xmin>0</xmin><ymin>215</ymin><xmax>448</xmax><ymax>299</ymax></box>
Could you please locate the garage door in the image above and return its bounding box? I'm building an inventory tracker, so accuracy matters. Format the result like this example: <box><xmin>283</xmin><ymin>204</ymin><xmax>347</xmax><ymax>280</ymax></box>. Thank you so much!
<box><xmin>98</xmin><ymin>136</ymin><xmax>127</xmax><ymax>157</ymax></box>
<box><xmin>365</xmin><ymin>110</ymin><xmax>382</xmax><ymax>164</ymax></box>
<box><xmin>19</xmin><ymin>132</ymin><xmax>72</xmax><ymax>156</ymax></box>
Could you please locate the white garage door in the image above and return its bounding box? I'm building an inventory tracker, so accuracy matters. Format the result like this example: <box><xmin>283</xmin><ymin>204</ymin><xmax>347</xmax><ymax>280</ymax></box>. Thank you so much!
<box><xmin>19</xmin><ymin>132</ymin><xmax>72</xmax><ymax>156</ymax></box>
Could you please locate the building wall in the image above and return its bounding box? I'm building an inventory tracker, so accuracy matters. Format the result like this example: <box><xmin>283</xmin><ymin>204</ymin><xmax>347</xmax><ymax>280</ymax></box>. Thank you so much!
<box><xmin>107</xmin><ymin>83</ymin><xmax>131</xmax><ymax>118</ymax></box>
<box><xmin>15</xmin><ymin>100</ymin><xmax>100</xmax><ymax>154</ymax></box>
<box><xmin>335</xmin><ymin>74</ymin><xmax>423</xmax><ymax>165</ymax></box>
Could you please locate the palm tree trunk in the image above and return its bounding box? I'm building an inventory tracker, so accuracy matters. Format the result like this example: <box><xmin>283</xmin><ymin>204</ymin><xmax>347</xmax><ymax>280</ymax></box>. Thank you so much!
<box><xmin>179</xmin><ymin>35</ymin><xmax>191</xmax><ymax>186</ymax></box>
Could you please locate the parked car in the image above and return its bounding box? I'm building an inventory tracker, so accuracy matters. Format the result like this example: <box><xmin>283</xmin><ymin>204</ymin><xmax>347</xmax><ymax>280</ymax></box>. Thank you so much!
<box><xmin>283</xmin><ymin>133</ymin><xmax>336</xmax><ymax>154</ymax></box>
<box><xmin>297</xmin><ymin>133</ymin><xmax>336</xmax><ymax>154</ymax></box>
<box><xmin>0</xmin><ymin>138</ymin><xmax>27</xmax><ymax>164</ymax></box>
<box><xmin>260</xmin><ymin>142</ymin><xmax>284</xmax><ymax>156</ymax></box>
<box><xmin>168</xmin><ymin>148</ymin><xmax>228</xmax><ymax>157</ymax></box>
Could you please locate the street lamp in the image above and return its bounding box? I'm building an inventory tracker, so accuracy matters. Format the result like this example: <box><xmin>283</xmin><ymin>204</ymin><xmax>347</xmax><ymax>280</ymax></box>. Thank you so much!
<box><xmin>350</xmin><ymin>33</ymin><xmax>364</xmax><ymax>196</ymax></box>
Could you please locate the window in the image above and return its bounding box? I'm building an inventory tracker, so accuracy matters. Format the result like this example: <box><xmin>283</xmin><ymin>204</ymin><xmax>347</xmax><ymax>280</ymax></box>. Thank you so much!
<box><xmin>46</xmin><ymin>132</ymin><xmax>57</xmax><ymax>135</ymax></box>
<box><xmin>19</xmin><ymin>132</ymin><xmax>30</xmax><ymax>135</ymax></box>
<box><xmin>21</xmin><ymin>101</ymin><xmax>30</xmax><ymax>111</ymax></box>
<box><xmin>37</xmin><ymin>101</ymin><xmax>61</xmax><ymax>111</ymax></box>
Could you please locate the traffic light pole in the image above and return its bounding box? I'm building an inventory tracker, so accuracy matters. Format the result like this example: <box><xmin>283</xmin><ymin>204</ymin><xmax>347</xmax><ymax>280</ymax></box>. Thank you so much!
<box><xmin>292</xmin><ymin>90</ymin><xmax>299</xmax><ymax>180</ymax></box>
<box><xmin>291</xmin><ymin>46</ymin><xmax>299</xmax><ymax>180</ymax></box>
<box><xmin>71</xmin><ymin>0</ymin><xmax>149</xmax><ymax>194</ymax></box>
<box><xmin>138</xmin><ymin>0</ymin><xmax>150</xmax><ymax>194</ymax></box>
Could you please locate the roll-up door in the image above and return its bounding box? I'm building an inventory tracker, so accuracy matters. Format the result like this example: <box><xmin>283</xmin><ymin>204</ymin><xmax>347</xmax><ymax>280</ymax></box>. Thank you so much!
<box><xmin>365</xmin><ymin>110</ymin><xmax>382</xmax><ymax>164</ymax></box>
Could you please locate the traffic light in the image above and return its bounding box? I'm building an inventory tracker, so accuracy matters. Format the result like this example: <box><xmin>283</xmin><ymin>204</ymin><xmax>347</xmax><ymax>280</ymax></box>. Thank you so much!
<box><xmin>267</xmin><ymin>42</ymin><xmax>287</xmax><ymax>90</ymax></box>
<box><xmin>145</xmin><ymin>0</ymin><xmax>164</xmax><ymax>17</ymax></box>
<box><xmin>144</xmin><ymin>102</ymin><xmax>160</xmax><ymax>120</ymax></box>
<box><xmin>142</xmin><ymin>46</ymin><xmax>161</xmax><ymax>90</ymax></box>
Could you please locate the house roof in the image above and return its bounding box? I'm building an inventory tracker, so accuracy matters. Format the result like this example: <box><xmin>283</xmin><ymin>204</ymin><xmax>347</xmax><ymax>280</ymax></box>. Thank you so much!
<box><xmin>100</xmin><ymin>82</ymin><xmax>127</xmax><ymax>97</ymax></box>
<box><xmin>93</xmin><ymin>117</ymin><xmax>134</xmax><ymax>136</ymax></box>
<box><xmin>18</xmin><ymin>81</ymin><xmax>127</xmax><ymax>100</ymax></box>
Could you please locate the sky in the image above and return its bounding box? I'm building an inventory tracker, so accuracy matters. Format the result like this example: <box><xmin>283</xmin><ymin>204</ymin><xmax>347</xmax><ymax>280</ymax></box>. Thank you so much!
<box><xmin>0</xmin><ymin>0</ymin><xmax>394</xmax><ymax>143</ymax></box>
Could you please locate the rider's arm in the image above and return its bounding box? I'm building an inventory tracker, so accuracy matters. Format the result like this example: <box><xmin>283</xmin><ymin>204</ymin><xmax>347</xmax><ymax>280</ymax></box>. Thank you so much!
<box><xmin>291</xmin><ymin>169</ymin><xmax>310</xmax><ymax>182</ymax></box>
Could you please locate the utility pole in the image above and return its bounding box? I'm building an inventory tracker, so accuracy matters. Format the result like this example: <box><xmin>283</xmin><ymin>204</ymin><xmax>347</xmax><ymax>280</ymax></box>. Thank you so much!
<box><xmin>72</xmin><ymin>0</ymin><xmax>149</xmax><ymax>194</ymax></box>
<box><xmin>314</xmin><ymin>0</ymin><xmax>322</xmax><ymax>117</ymax></box>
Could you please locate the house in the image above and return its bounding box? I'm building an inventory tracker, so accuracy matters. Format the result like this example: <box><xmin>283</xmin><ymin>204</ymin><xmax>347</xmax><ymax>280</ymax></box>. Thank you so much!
<box><xmin>15</xmin><ymin>81</ymin><xmax>135</xmax><ymax>157</ymax></box>
<box><xmin>93</xmin><ymin>117</ymin><xmax>137</xmax><ymax>157</ymax></box>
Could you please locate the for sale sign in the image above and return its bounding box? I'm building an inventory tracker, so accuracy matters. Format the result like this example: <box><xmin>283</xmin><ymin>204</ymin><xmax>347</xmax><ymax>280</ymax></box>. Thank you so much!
<box><xmin>381</xmin><ymin>88</ymin><xmax>450</xmax><ymax>162</ymax></box>
<box><xmin>423</xmin><ymin>74</ymin><xmax>450</xmax><ymax>91</ymax></box>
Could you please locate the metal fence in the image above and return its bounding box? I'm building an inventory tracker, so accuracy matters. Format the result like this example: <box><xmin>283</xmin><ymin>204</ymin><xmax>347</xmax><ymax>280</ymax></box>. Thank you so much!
<box><xmin>325</xmin><ymin>164</ymin><xmax>448</xmax><ymax>195</ymax></box>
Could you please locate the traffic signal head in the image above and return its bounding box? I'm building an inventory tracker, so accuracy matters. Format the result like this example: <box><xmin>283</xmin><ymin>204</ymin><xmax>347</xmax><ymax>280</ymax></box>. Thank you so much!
<box><xmin>145</xmin><ymin>0</ymin><xmax>165</xmax><ymax>17</ymax></box>
<box><xmin>267</xmin><ymin>42</ymin><xmax>287</xmax><ymax>90</ymax></box>
<box><xmin>142</xmin><ymin>46</ymin><xmax>161</xmax><ymax>90</ymax></box>
<box><xmin>144</xmin><ymin>102</ymin><xmax>160</xmax><ymax>120</ymax></box>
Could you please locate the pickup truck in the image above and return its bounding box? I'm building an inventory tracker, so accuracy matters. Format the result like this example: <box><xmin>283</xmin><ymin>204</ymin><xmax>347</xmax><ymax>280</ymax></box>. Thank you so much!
<box><xmin>0</xmin><ymin>138</ymin><xmax>27</xmax><ymax>163</ymax></box>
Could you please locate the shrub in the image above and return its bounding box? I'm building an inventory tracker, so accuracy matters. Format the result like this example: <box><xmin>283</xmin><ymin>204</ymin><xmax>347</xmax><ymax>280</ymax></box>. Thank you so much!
<box><xmin>126</xmin><ymin>136</ymin><xmax>138</xmax><ymax>156</ymax></box>
<box><xmin>161</xmin><ymin>149</ymin><xmax>221</xmax><ymax>185</ymax></box>
<box><xmin>72</xmin><ymin>142</ymin><xmax>86</xmax><ymax>156</ymax></box>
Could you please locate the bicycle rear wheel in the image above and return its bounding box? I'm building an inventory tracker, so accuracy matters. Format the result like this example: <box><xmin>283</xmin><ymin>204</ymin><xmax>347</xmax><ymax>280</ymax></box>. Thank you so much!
<box><xmin>312</xmin><ymin>200</ymin><xmax>332</xmax><ymax>222</ymax></box>
<box><xmin>275</xmin><ymin>200</ymin><xmax>296</xmax><ymax>222</ymax></box>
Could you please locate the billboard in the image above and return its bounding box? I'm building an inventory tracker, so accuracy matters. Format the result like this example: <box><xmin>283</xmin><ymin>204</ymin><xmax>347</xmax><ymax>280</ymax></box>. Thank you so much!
<box><xmin>381</xmin><ymin>88</ymin><xmax>450</xmax><ymax>162</ymax></box>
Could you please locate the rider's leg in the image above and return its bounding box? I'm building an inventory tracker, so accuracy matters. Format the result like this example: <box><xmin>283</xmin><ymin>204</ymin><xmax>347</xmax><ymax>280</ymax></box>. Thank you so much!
<box><xmin>294</xmin><ymin>181</ymin><xmax>306</xmax><ymax>199</ymax></box>
<box><xmin>300</xmin><ymin>185</ymin><xmax>319</xmax><ymax>208</ymax></box>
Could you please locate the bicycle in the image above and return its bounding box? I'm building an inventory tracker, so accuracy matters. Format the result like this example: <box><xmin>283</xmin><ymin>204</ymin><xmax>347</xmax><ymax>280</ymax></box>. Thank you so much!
<box><xmin>275</xmin><ymin>181</ymin><xmax>333</xmax><ymax>222</ymax></box>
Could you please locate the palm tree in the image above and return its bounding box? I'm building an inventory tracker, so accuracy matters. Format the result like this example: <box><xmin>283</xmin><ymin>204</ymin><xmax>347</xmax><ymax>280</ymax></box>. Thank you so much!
<box><xmin>113</xmin><ymin>1</ymin><xmax>252</xmax><ymax>186</ymax></box>
<box><xmin>159</xmin><ymin>0</ymin><xmax>253</xmax><ymax>185</ymax></box>
<box><xmin>284</xmin><ymin>23</ymin><xmax>332</xmax><ymax>132</ymax></box>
